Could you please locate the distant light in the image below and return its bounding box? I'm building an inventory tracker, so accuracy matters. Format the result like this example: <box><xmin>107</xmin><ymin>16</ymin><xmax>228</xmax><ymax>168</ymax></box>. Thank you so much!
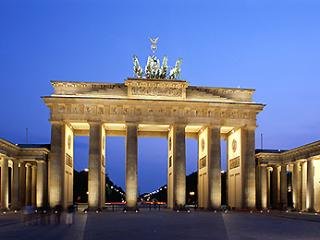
<box><xmin>86</xmin><ymin>191</ymin><xmax>89</xmax><ymax>195</ymax></box>
<box><xmin>187</xmin><ymin>210</ymin><xmax>191</xmax><ymax>213</ymax></box>
<box><xmin>84</xmin><ymin>168</ymin><xmax>89</xmax><ymax>172</ymax></box>
<box><xmin>285</xmin><ymin>210</ymin><xmax>289</xmax><ymax>213</ymax></box>
<box><xmin>189</xmin><ymin>191</ymin><xmax>195</xmax><ymax>196</ymax></box>
<box><xmin>111</xmin><ymin>186</ymin><xmax>114</xmax><ymax>189</ymax></box>
<box><xmin>250</xmin><ymin>210</ymin><xmax>253</xmax><ymax>214</ymax></box>
<box><xmin>214</xmin><ymin>210</ymin><xmax>217</xmax><ymax>213</ymax></box>
<box><xmin>14</xmin><ymin>210</ymin><xmax>18</xmax><ymax>213</ymax></box>
<box><xmin>221</xmin><ymin>170</ymin><xmax>225</xmax><ymax>174</ymax></box>
<box><xmin>315</xmin><ymin>213</ymin><xmax>318</xmax><ymax>216</ymax></box>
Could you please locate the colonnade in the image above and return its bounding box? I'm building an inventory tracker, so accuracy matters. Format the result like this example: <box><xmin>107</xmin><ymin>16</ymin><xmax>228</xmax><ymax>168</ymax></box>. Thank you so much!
<box><xmin>0</xmin><ymin>157</ymin><xmax>48</xmax><ymax>210</ymax></box>
<box><xmin>49</xmin><ymin>121</ymin><xmax>257</xmax><ymax>211</ymax></box>
<box><xmin>257</xmin><ymin>156</ymin><xmax>320</xmax><ymax>211</ymax></box>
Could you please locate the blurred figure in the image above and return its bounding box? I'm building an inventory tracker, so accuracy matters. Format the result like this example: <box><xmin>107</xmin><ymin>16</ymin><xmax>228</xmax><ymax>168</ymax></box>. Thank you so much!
<box><xmin>53</xmin><ymin>205</ymin><xmax>63</xmax><ymax>225</ymax></box>
<box><xmin>66</xmin><ymin>205</ymin><xmax>75</xmax><ymax>226</ymax></box>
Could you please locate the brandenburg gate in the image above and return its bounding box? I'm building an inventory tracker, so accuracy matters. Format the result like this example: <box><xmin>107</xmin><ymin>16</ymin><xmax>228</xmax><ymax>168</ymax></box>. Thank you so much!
<box><xmin>42</xmin><ymin>55</ymin><xmax>265</xmax><ymax>211</ymax></box>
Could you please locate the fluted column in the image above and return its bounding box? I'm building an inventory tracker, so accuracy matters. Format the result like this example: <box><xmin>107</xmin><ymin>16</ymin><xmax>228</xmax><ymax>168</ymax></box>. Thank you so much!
<box><xmin>11</xmin><ymin>160</ymin><xmax>20</xmax><ymax>209</ymax></box>
<box><xmin>88</xmin><ymin>122</ymin><xmax>104</xmax><ymax>210</ymax></box>
<box><xmin>292</xmin><ymin>162</ymin><xmax>302</xmax><ymax>210</ymax></box>
<box><xmin>31</xmin><ymin>165</ymin><xmax>37</xmax><ymax>206</ymax></box>
<box><xmin>49</xmin><ymin>122</ymin><xmax>63</xmax><ymax>207</ymax></box>
<box><xmin>1</xmin><ymin>157</ymin><xmax>9</xmax><ymax>209</ymax></box>
<box><xmin>126</xmin><ymin>123</ymin><xmax>138</xmax><ymax>209</ymax></box>
<box><xmin>260</xmin><ymin>165</ymin><xmax>268</xmax><ymax>209</ymax></box>
<box><xmin>25</xmin><ymin>164</ymin><xmax>32</xmax><ymax>205</ymax></box>
<box><xmin>272</xmin><ymin>166</ymin><xmax>279</xmax><ymax>208</ymax></box>
<box><xmin>307</xmin><ymin>159</ymin><xmax>314</xmax><ymax>211</ymax></box>
<box><xmin>173</xmin><ymin>125</ymin><xmax>186</xmax><ymax>208</ymax></box>
<box><xmin>241</xmin><ymin>127</ymin><xmax>256</xmax><ymax>209</ymax></box>
<box><xmin>36</xmin><ymin>161</ymin><xmax>47</xmax><ymax>208</ymax></box>
<box><xmin>19</xmin><ymin>162</ymin><xmax>26</xmax><ymax>207</ymax></box>
<box><xmin>208</xmin><ymin>126</ymin><xmax>221</xmax><ymax>209</ymax></box>
<box><xmin>280</xmin><ymin>164</ymin><xmax>287</xmax><ymax>209</ymax></box>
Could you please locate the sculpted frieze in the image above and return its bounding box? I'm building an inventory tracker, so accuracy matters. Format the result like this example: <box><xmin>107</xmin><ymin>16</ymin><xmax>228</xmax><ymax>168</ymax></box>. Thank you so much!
<box><xmin>51</xmin><ymin>103</ymin><xmax>256</xmax><ymax>121</ymax></box>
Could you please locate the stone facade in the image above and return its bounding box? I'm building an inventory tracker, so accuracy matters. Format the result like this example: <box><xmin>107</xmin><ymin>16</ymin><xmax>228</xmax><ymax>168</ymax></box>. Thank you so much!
<box><xmin>43</xmin><ymin>78</ymin><xmax>264</xmax><ymax>210</ymax></box>
<box><xmin>0</xmin><ymin>139</ymin><xmax>49</xmax><ymax>210</ymax></box>
<box><xmin>256</xmin><ymin>141</ymin><xmax>320</xmax><ymax>211</ymax></box>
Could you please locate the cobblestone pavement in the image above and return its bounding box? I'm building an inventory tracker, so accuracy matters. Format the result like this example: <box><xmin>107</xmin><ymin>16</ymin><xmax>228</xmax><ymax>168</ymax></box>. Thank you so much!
<box><xmin>0</xmin><ymin>209</ymin><xmax>320</xmax><ymax>240</ymax></box>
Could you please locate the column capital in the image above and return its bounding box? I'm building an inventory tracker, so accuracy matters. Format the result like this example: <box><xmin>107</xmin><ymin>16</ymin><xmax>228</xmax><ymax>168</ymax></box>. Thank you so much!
<box><xmin>88</xmin><ymin>120</ymin><xmax>103</xmax><ymax>126</ymax></box>
<box><xmin>242</xmin><ymin>125</ymin><xmax>256</xmax><ymax>131</ymax></box>
<box><xmin>126</xmin><ymin>122</ymin><xmax>138</xmax><ymax>127</ymax></box>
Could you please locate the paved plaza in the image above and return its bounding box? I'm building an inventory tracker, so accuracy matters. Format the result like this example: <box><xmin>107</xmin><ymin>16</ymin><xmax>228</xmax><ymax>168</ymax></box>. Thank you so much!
<box><xmin>0</xmin><ymin>209</ymin><xmax>320</xmax><ymax>240</ymax></box>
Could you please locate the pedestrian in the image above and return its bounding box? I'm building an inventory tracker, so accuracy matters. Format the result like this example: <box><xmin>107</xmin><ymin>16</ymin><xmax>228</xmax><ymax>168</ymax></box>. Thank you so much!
<box><xmin>66</xmin><ymin>205</ymin><xmax>74</xmax><ymax>226</ymax></box>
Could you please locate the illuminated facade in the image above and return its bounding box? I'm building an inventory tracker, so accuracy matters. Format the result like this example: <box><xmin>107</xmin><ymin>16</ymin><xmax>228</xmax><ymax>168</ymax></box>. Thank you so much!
<box><xmin>256</xmin><ymin>141</ymin><xmax>320</xmax><ymax>211</ymax></box>
<box><xmin>42</xmin><ymin>78</ymin><xmax>264</xmax><ymax>210</ymax></box>
<box><xmin>0</xmin><ymin>139</ymin><xmax>49</xmax><ymax>210</ymax></box>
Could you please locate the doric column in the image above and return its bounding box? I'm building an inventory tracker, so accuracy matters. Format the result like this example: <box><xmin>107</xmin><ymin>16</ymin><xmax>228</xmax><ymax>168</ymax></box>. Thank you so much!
<box><xmin>125</xmin><ymin>123</ymin><xmax>138</xmax><ymax>209</ymax></box>
<box><xmin>280</xmin><ymin>164</ymin><xmax>287</xmax><ymax>209</ymax></box>
<box><xmin>168</xmin><ymin>124</ymin><xmax>186</xmax><ymax>209</ymax></box>
<box><xmin>11</xmin><ymin>160</ymin><xmax>20</xmax><ymax>209</ymax></box>
<box><xmin>272</xmin><ymin>165</ymin><xmax>279</xmax><ymax>208</ymax></box>
<box><xmin>48</xmin><ymin>122</ymin><xmax>64</xmax><ymax>207</ymax></box>
<box><xmin>306</xmin><ymin>159</ymin><xmax>314</xmax><ymax>211</ymax></box>
<box><xmin>31</xmin><ymin>165</ymin><xmax>37</xmax><ymax>206</ymax></box>
<box><xmin>198</xmin><ymin>126</ymin><xmax>221</xmax><ymax>209</ymax></box>
<box><xmin>208</xmin><ymin>126</ymin><xmax>221</xmax><ymax>209</ymax></box>
<box><xmin>260</xmin><ymin>165</ymin><xmax>268</xmax><ymax>209</ymax></box>
<box><xmin>88</xmin><ymin>122</ymin><xmax>105</xmax><ymax>210</ymax></box>
<box><xmin>1</xmin><ymin>157</ymin><xmax>9</xmax><ymax>209</ymax></box>
<box><xmin>292</xmin><ymin>162</ymin><xmax>302</xmax><ymax>210</ymax></box>
<box><xmin>301</xmin><ymin>161</ymin><xmax>307</xmax><ymax>210</ymax></box>
<box><xmin>36</xmin><ymin>161</ymin><xmax>47</xmax><ymax>208</ymax></box>
<box><xmin>267</xmin><ymin>167</ymin><xmax>272</xmax><ymax>208</ymax></box>
<box><xmin>19</xmin><ymin>162</ymin><xmax>26</xmax><ymax>207</ymax></box>
<box><xmin>25</xmin><ymin>163</ymin><xmax>32</xmax><ymax>205</ymax></box>
<box><xmin>241</xmin><ymin>127</ymin><xmax>256</xmax><ymax>209</ymax></box>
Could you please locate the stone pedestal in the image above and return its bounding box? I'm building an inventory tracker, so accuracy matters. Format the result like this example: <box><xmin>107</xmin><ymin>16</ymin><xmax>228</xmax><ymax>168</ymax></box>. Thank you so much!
<box><xmin>126</xmin><ymin>123</ymin><xmax>138</xmax><ymax>209</ymax></box>
<box><xmin>1</xmin><ymin>158</ymin><xmax>9</xmax><ymax>209</ymax></box>
<box><xmin>280</xmin><ymin>164</ymin><xmax>287</xmax><ymax>209</ymax></box>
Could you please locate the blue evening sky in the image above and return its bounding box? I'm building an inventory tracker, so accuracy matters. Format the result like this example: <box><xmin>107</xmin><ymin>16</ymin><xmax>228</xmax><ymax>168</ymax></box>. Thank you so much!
<box><xmin>1</xmin><ymin>0</ymin><xmax>319</xmax><ymax>193</ymax></box>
